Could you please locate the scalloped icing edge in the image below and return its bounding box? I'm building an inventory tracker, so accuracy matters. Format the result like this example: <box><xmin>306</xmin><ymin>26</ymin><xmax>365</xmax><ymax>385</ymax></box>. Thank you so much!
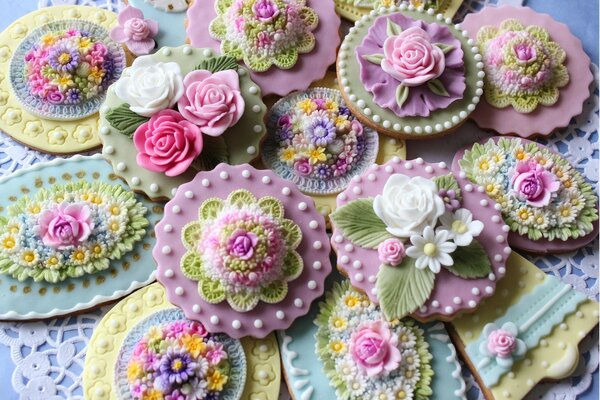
<box><xmin>0</xmin><ymin>154</ymin><xmax>158</xmax><ymax>320</ymax></box>
<box><xmin>82</xmin><ymin>282</ymin><xmax>281</xmax><ymax>400</ymax></box>
<box><xmin>449</xmin><ymin>252</ymin><xmax>599</xmax><ymax>400</ymax></box>
<box><xmin>334</xmin><ymin>0</ymin><xmax>464</xmax><ymax>22</ymax></box>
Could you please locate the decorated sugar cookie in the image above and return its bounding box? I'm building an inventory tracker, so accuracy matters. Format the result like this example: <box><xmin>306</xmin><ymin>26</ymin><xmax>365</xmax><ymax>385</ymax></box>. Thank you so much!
<box><xmin>450</xmin><ymin>253</ymin><xmax>599</xmax><ymax>400</ymax></box>
<box><xmin>123</xmin><ymin>0</ymin><xmax>189</xmax><ymax>49</ymax></box>
<box><xmin>186</xmin><ymin>0</ymin><xmax>340</xmax><ymax>96</ymax></box>
<box><xmin>110</xmin><ymin>6</ymin><xmax>159</xmax><ymax>56</ymax></box>
<box><xmin>337</xmin><ymin>5</ymin><xmax>484</xmax><ymax>139</ymax></box>
<box><xmin>83</xmin><ymin>283</ymin><xmax>282</xmax><ymax>400</ymax></box>
<box><xmin>154</xmin><ymin>164</ymin><xmax>331</xmax><ymax>338</ymax></box>
<box><xmin>334</xmin><ymin>0</ymin><xmax>464</xmax><ymax>23</ymax></box>
<box><xmin>279</xmin><ymin>277</ymin><xmax>467</xmax><ymax>400</ymax></box>
<box><xmin>0</xmin><ymin>6</ymin><xmax>126</xmax><ymax>154</ymax></box>
<box><xmin>329</xmin><ymin>158</ymin><xmax>509</xmax><ymax>322</ymax></box>
<box><xmin>0</xmin><ymin>155</ymin><xmax>160</xmax><ymax>320</ymax></box>
<box><xmin>453</xmin><ymin>137</ymin><xmax>599</xmax><ymax>253</ymax></box>
<box><xmin>99</xmin><ymin>46</ymin><xmax>267</xmax><ymax>200</ymax></box>
<box><xmin>462</xmin><ymin>6</ymin><xmax>592</xmax><ymax>137</ymax></box>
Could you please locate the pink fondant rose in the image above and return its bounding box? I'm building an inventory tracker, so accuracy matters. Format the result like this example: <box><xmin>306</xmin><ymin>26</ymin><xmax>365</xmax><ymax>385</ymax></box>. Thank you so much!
<box><xmin>252</xmin><ymin>0</ymin><xmax>280</xmax><ymax>22</ymax></box>
<box><xmin>350</xmin><ymin>320</ymin><xmax>402</xmax><ymax>377</ymax></box>
<box><xmin>177</xmin><ymin>69</ymin><xmax>245</xmax><ymax>137</ymax></box>
<box><xmin>37</xmin><ymin>203</ymin><xmax>94</xmax><ymax>249</ymax></box>
<box><xmin>377</xmin><ymin>238</ymin><xmax>405</xmax><ymax>266</ymax></box>
<box><xmin>487</xmin><ymin>329</ymin><xmax>517</xmax><ymax>358</ymax></box>
<box><xmin>511</xmin><ymin>161</ymin><xmax>559</xmax><ymax>207</ymax></box>
<box><xmin>110</xmin><ymin>6</ymin><xmax>158</xmax><ymax>56</ymax></box>
<box><xmin>381</xmin><ymin>26</ymin><xmax>446</xmax><ymax>87</ymax></box>
<box><xmin>227</xmin><ymin>230</ymin><xmax>259</xmax><ymax>260</ymax></box>
<box><xmin>133</xmin><ymin>109</ymin><xmax>203</xmax><ymax>177</ymax></box>
<box><xmin>514</xmin><ymin>43</ymin><xmax>537</xmax><ymax>64</ymax></box>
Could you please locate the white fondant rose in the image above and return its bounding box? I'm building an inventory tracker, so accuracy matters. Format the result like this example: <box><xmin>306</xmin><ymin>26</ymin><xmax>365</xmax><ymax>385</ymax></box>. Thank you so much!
<box><xmin>114</xmin><ymin>57</ymin><xmax>184</xmax><ymax>117</ymax></box>
<box><xmin>374</xmin><ymin>174</ymin><xmax>445</xmax><ymax>238</ymax></box>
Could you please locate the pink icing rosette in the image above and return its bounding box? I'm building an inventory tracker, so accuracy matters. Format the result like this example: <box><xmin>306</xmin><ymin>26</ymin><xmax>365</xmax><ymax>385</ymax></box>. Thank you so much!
<box><xmin>110</xmin><ymin>6</ymin><xmax>159</xmax><ymax>56</ymax></box>
<box><xmin>511</xmin><ymin>161</ymin><xmax>560</xmax><ymax>207</ymax></box>
<box><xmin>350</xmin><ymin>320</ymin><xmax>402</xmax><ymax>377</ymax></box>
<box><xmin>377</xmin><ymin>238</ymin><xmax>405</xmax><ymax>266</ymax></box>
<box><xmin>133</xmin><ymin>109</ymin><xmax>203</xmax><ymax>177</ymax></box>
<box><xmin>177</xmin><ymin>70</ymin><xmax>245</xmax><ymax>137</ymax></box>
<box><xmin>486</xmin><ymin>329</ymin><xmax>517</xmax><ymax>358</ymax></box>
<box><xmin>37</xmin><ymin>203</ymin><xmax>94</xmax><ymax>249</ymax></box>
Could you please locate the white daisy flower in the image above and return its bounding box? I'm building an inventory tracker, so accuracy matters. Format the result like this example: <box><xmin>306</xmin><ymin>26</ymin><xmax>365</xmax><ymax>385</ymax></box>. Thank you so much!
<box><xmin>438</xmin><ymin>208</ymin><xmax>484</xmax><ymax>246</ymax></box>
<box><xmin>405</xmin><ymin>226</ymin><xmax>457</xmax><ymax>273</ymax></box>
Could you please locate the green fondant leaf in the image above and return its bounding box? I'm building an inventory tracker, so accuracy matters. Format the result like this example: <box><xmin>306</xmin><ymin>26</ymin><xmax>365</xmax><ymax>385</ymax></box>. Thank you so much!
<box><xmin>259</xmin><ymin>280</ymin><xmax>288</xmax><ymax>304</ymax></box>
<box><xmin>396</xmin><ymin>84</ymin><xmax>409</xmax><ymax>109</ymax></box>
<box><xmin>362</xmin><ymin>53</ymin><xmax>385</xmax><ymax>65</ymax></box>
<box><xmin>105</xmin><ymin>103</ymin><xmax>149</xmax><ymax>137</ymax></box>
<box><xmin>257</xmin><ymin>196</ymin><xmax>284</xmax><ymax>219</ymax></box>
<box><xmin>386</xmin><ymin>18</ymin><xmax>403</xmax><ymax>37</ymax></box>
<box><xmin>433</xmin><ymin>173</ymin><xmax>462</xmax><ymax>201</ymax></box>
<box><xmin>281</xmin><ymin>219</ymin><xmax>302</xmax><ymax>249</ymax></box>
<box><xmin>198</xmin><ymin>276</ymin><xmax>226</xmax><ymax>304</ymax></box>
<box><xmin>330</xmin><ymin>198</ymin><xmax>391</xmax><ymax>249</ymax></box>
<box><xmin>180</xmin><ymin>251</ymin><xmax>204</xmax><ymax>280</ymax></box>
<box><xmin>282</xmin><ymin>250</ymin><xmax>303</xmax><ymax>281</ymax></box>
<box><xmin>192</xmin><ymin>136</ymin><xmax>229</xmax><ymax>171</ymax></box>
<box><xmin>427</xmin><ymin>79</ymin><xmax>450</xmax><ymax>97</ymax></box>
<box><xmin>447</xmin><ymin>240</ymin><xmax>493</xmax><ymax>279</ymax></box>
<box><xmin>435</xmin><ymin>43</ymin><xmax>455</xmax><ymax>54</ymax></box>
<box><xmin>182</xmin><ymin>222</ymin><xmax>202</xmax><ymax>250</ymax></box>
<box><xmin>227</xmin><ymin>189</ymin><xmax>256</xmax><ymax>208</ymax></box>
<box><xmin>228</xmin><ymin>288</ymin><xmax>259</xmax><ymax>312</ymax></box>
<box><xmin>194</xmin><ymin>55</ymin><xmax>238</xmax><ymax>73</ymax></box>
<box><xmin>199</xmin><ymin>198</ymin><xmax>224</xmax><ymax>220</ymax></box>
<box><xmin>376</xmin><ymin>260</ymin><xmax>435</xmax><ymax>320</ymax></box>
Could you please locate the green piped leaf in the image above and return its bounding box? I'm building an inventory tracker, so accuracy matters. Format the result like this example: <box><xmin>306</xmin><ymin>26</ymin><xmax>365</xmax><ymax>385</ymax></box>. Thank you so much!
<box><xmin>447</xmin><ymin>240</ymin><xmax>493</xmax><ymax>279</ymax></box>
<box><xmin>180</xmin><ymin>251</ymin><xmax>204</xmax><ymax>280</ymax></box>
<box><xmin>435</xmin><ymin>43</ymin><xmax>455</xmax><ymax>54</ymax></box>
<box><xmin>330</xmin><ymin>198</ymin><xmax>391</xmax><ymax>249</ymax></box>
<box><xmin>198</xmin><ymin>276</ymin><xmax>226</xmax><ymax>304</ymax></box>
<box><xmin>228</xmin><ymin>289</ymin><xmax>259</xmax><ymax>312</ymax></box>
<box><xmin>199</xmin><ymin>198</ymin><xmax>224</xmax><ymax>220</ymax></box>
<box><xmin>427</xmin><ymin>79</ymin><xmax>450</xmax><ymax>97</ymax></box>
<box><xmin>386</xmin><ymin>18</ymin><xmax>403</xmax><ymax>37</ymax></box>
<box><xmin>260</xmin><ymin>280</ymin><xmax>288</xmax><ymax>304</ymax></box>
<box><xmin>194</xmin><ymin>55</ymin><xmax>238</xmax><ymax>73</ymax></box>
<box><xmin>227</xmin><ymin>189</ymin><xmax>256</xmax><ymax>208</ymax></box>
<box><xmin>282</xmin><ymin>250</ymin><xmax>303</xmax><ymax>280</ymax></box>
<box><xmin>258</xmin><ymin>196</ymin><xmax>284</xmax><ymax>219</ymax></box>
<box><xmin>362</xmin><ymin>53</ymin><xmax>384</xmax><ymax>65</ymax></box>
<box><xmin>105</xmin><ymin>103</ymin><xmax>149</xmax><ymax>137</ymax></box>
<box><xmin>281</xmin><ymin>219</ymin><xmax>302</xmax><ymax>249</ymax></box>
<box><xmin>182</xmin><ymin>222</ymin><xmax>202</xmax><ymax>250</ymax></box>
<box><xmin>396</xmin><ymin>84</ymin><xmax>410</xmax><ymax>109</ymax></box>
<box><xmin>433</xmin><ymin>173</ymin><xmax>462</xmax><ymax>201</ymax></box>
<box><xmin>376</xmin><ymin>260</ymin><xmax>435</xmax><ymax>320</ymax></box>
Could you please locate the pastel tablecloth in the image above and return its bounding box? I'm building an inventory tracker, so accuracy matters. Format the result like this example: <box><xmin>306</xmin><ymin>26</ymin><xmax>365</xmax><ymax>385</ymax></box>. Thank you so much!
<box><xmin>0</xmin><ymin>0</ymin><xmax>597</xmax><ymax>399</ymax></box>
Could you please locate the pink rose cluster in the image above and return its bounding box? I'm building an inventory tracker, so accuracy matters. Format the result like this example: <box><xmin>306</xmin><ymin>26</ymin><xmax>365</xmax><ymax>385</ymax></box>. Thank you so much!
<box><xmin>382</xmin><ymin>26</ymin><xmax>446</xmax><ymax>87</ymax></box>
<box><xmin>37</xmin><ymin>203</ymin><xmax>94</xmax><ymax>249</ymax></box>
<box><xmin>486</xmin><ymin>328</ymin><xmax>517</xmax><ymax>358</ymax></box>
<box><xmin>511</xmin><ymin>160</ymin><xmax>559</xmax><ymax>207</ymax></box>
<box><xmin>133</xmin><ymin>69</ymin><xmax>245</xmax><ymax>177</ymax></box>
<box><xmin>350</xmin><ymin>320</ymin><xmax>402</xmax><ymax>377</ymax></box>
<box><xmin>110</xmin><ymin>6</ymin><xmax>159</xmax><ymax>56</ymax></box>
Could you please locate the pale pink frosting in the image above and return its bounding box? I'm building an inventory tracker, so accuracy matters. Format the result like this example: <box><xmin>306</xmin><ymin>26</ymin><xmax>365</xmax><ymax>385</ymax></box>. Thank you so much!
<box><xmin>377</xmin><ymin>238</ymin><xmax>405</xmax><ymax>266</ymax></box>
<box><xmin>177</xmin><ymin>70</ymin><xmax>245</xmax><ymax>137</ymax></box>
<box><xmin>381</xmin><ymin>26</ymin><xmax>445</xmax><ymax>87</ymax></box>
<box><xmin>511</xmin><ymin>161</ymin><xmax>560</xmax><ymax>207</ymax></box>
<box><xmin>110</xmin><ymin>5</ymin><xmax>158</xmax><ymax>56</ymax></box>
<box><xmin>37</xmin><ymin>203</ymin><xmax>94</xmax><ymax>249</ymax></box>
<box><xmin>350</xmin><ymin>320</ymin><xmax>401</xmax><ymax>377</ymax></box>
<box><xmin>486</xmin><ymin>329</ymin><xmax>517</xmax><ymax>358</ymax></box>
<box><xmin>133</xmin><ymin>109</ymin><xmax>203</xmax><ymax>177</ymax></box>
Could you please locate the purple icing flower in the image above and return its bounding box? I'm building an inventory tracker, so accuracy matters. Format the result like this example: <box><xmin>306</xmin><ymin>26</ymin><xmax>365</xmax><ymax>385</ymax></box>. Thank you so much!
<box><xmin>252</xmin><ymin>0</ymin><xmax>280</xmax><ymax>22</ymax></box>
<box><xmin>48</xmin><ymin>44</ymin><xmax>80</xmax><ymax>73</ymax></box>
<box><xmin>305</xmin><ymin>116</ymin><xmax>336</xmax><ymax>146</ymax></box>
<box><xmin>37</xmin><ymin>203</ymin><xmax>94</xmax><ymax>249</ymax></box>
<box><xmin>439</xmin><ymin>189</ymin><xmax>460</xmax><ymax>211</ymax></box>
<box><xmin>227</xmin><ymin>230</ymin><xmax>259</xmax><ymax>260</ymax></box>
<box><xmin>294</xmin><ymin>158</ymin><xmax>312</xmax><ymax>177</ymax></box>
<box><xmin>159</xmin><ymin>349</ymin><xmax>197</xmax><ymax>385</ymax></box>
<box><xmin>333</xmin><ymin>158</ymin><xmax>349</xmax><ymax>177</ymax></box>
<box><xmin>110</xmin><ymin>6</ymin><xmax>158</xmax><ymax>56</ymax></box>
<box><xmin>514</xmin><ymin>43</ymin><xmax>537</xmax><ymax>64</ymax></box>
<box><xmin>339</xmin><ymin>106</ymin><xmax>351</xmax><ymax>116</ymax></box>
<box><xmin>64</xmin><ymin>88</ymin><xmax>82</xmax><ymax>104</ymax></box>
<box><xmin>278</xmin><ymin>114</ymin><xmax>292</xmax><ymax>127</ymax></box>
<box><xmin>511</xmin><ymin>161</ymin><xmax>559</xmax><ymax>207</ymax></box>
<box><xmin>315</xmin><ymin>164</ymin><xmax>332</xmax><ymax>179</ymax></box>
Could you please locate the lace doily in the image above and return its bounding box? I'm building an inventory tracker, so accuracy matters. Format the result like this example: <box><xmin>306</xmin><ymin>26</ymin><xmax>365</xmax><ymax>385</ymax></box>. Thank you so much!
<box><xmin>0</xmin><ymin>0</ymin><xmax>597</xmax><ymax>399</ymax></box>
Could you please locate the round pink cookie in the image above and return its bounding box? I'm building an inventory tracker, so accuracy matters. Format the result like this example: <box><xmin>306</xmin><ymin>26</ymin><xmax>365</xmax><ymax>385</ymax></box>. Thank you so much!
<box><xmin>462</xmin><ymin>6</ymin><xmax>592</xmax><ymax>138</ymax></box>
<box><xmin>330</xmin><ymin>158</ymin><xmax>509</xmax><ymax>321</ymax></box>
<box><xmin>154</xmin><ymin>163</ymin><xmax>331</xmax><ymax>338</ymax></box>
<box><xmin>452</xmin><ymin>137</ymin><xmax>599</xmax><ymax>254</ymax></box>
<box><xmin>186</xmin><ymin>0</ymin><xmax>340</xmax><ymax>96</ymax></box>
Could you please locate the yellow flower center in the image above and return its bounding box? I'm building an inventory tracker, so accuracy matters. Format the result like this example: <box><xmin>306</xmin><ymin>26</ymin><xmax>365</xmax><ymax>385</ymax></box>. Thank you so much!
<box><xmin>564</xmin><ymin>180</ymin><xmax>572</xmax><ymax>188</ymax></box>
<box><xmin>478</xmin><ymin>161</ymin><xmax>489</xmax><ymax>170</ymax></box>
<box><xmin>333</xmin><ymin>317</ymin><xmax>345</xmax><ymax>328</ymax></box>
<box><xmin>536</xmin><ymin>216</ymin><xmax>544</xmax><ymax>224</ymax></box>
<box><xmin>397</xmin><ymin>390</ymin><xmax>406</xmax><ymax>399</ymax></box>
<box><xmin>111</xmin><ymin>206</ymin><xmax>120</xmax><ymax>215</ymax></box>
<box><xmin>561</xmin><ymin>209</ymin><xmax>570</xmax><ymax>217</ymax></box>
<box><xmin>452</xmin><ymin>220</ymin><xmax>468</xmax><ymax>234</ymax></box>
<box><xmin>423</xmin><ymin>243</ymin><xmax>437</xmax><ymax>257</ymax></box>
<box><xmin>379</xmin><ymin>394</ymin><xmax>388</xmax><ymax>400</ymax></box>
<box><xmin>48</xmin><ymin>257</ymin><xmax>58</xmax><ymax>265</ymax></box>
<box><xmin>519</xmin><ymin>211</ymin><xmax>530</xmax><ymax>220</ymax></box>
<box><xmin>172</xmin><ymin>359</ymin><xmax>183</xmax><ymax>371</ymax></box>
<box><xmin>406</xmin><ymin>356</ymin><xmax>414</xmax><ymax>364</ymax></box>
<box><xmin>75</xmin><ymin>251</ymin><xmax>85</xmax><ymax>261</ymax></box>
<box><xmin>485</xmin><ymin>184</ymin><xmax>495</xmax><ymax>193</ymax></box>
<box><xmin>58</xmin><ymin>53</ymin><xmax>71</xmax><ymax>64</ymax></box>
<box><xmin>110</xmin><ymin>222</ymin><xmax>120</xmax><ymax>232</ymax></box>
<box><xmin>93</xmin><ymin>245</ymin><xmax>102</xmax><ymax>254</ymax></box>
<box><xmin>23</xmin><ymin>252</ymin><xmax>34</xmax><ymax>262</ymax></box>
<box><xmin>400</xmin><ymin>334</ymin><xmax>408</xmax><ymax>342</ymax></box>
<box><xmin>516</xmin><ymin>151</ymin><xmax>526</xmax><ymax>160</ymax></box>
<box><xmin>2</xmin><ymin>237</ymin><xmax>15</xmax><ymax>249</ymax></box>
<box><xmin>405</xmin><ymin>370</ymin><xmax>414</xmax><ymax>378</ymax></box>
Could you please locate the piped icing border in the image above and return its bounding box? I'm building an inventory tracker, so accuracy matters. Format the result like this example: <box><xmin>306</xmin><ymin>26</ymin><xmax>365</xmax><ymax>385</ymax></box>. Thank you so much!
<box><xmin>337</xmin><ymin>4</ymin><xmax>484</xmax><ymax>138</ymax></box>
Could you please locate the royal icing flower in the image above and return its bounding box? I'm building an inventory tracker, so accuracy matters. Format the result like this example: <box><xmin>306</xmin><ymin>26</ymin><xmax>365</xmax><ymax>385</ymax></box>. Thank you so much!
<box><xmin>438</xmin><ymin>208</ymin><xmax>484</xmax><ymax>247</ymax></box>
<box><xmin>511</xmin><ymin>161</ymin><xmax>560</xmax><ymax>207</ymax></box>
<box><xmin>381</xmin><ymin>26</ymin><xmax>446</xmax><ymax>87</ymax></box>
<box><xmin>252</xmin><ymin>0</ymin><xmax>280</xmax><ymax>22</ymax></box>
<box><xmin>350</xmin><ymin>320</ymin><xmax>402</xmax><ymax>377</ymax></box>
<box><xmin>439</xmin><ymin>188</ymin><xmax>460</xmax><ymax>211</ymax></box>
<box><xmin>227</xmin><ymin>230</ymin><xmax>258</xmax><ymax>260</ymax></box>
<box><xmin>477</xmin><ymin>19</ymin><xmax>569</xmax><ymax>113</ymax></box>
<box><xmin>373</xmin><ymin>174</ymin><xmax>446</xmax><ymax>238</ymax></box>
<box><xmin>110</xmin><ymin>5</ymin><xmax>159</xmax><ymax>56</ymax></box>
<box><xmin>405</xmin><ymin>226</ymin><xmax>457</xmax><ymax>273</ymax></box>
<box><xmin>114</xmin><ymin>57</ymin><xmax>184</xmax><ymax>117</ymax></box>
<box><xmin>133</xmin><ymin>109</ymin><xmax>203</xmax><ymax>177</ymax></box>
<box><xmin>377</xmin><ymin>238</ymin><xmax>405</xmax><ymax>266</ymax></box>
<box><xmin>177</xmin><ymin>69</ymin><xmax>245</xmax><ymax>137</ymax></box>
<box><xmin>478</xmin><ymin>322</ymin><xmax>527</xmax><ymax>368</ymax></box>
<box><xmin>37</xmin><ymin>203</ymin><xmax>93</xmax><ymax>249</ymax></box>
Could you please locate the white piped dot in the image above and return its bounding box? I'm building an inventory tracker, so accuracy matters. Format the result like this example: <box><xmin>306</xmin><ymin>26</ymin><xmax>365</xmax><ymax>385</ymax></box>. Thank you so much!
<box><xmin>162</xmin><ymin>246</ymin><xmax>172</xmax><ymax>254</ymax></box>
<box><xmin>468</xmin><ymin>300</ymin><xmax>477</xmax><ymax>308</ymax></box>
<box><xmin>175</xmin><ymin>286</ymin><xmax>184</xmax><ymax>296</ymax></box>
<box><xmin>276</xmin><ymin>311</ymin><xmax>285</xmax><ymax>320</ymax></box>
<box><xmin>492</xmin><ymin>215</ymin><xmax>501</xmax><ymax>223</ymax></box>
<box><xmin>344</xmin><ymin>243</ymin><xmax>354</xmax><ymax>252</ymax></box>
<box><xmin>445</xmin><ymin>306</ymin><xmax>454</xmax><ymax>314</ymax></box>
<box><xmin>494</xmin><ymin>254</ymin><xmax>503</xmax><ymax>262</ymax></box>
<box><xmin>104</xmin><ymin>145</ymin><xmax>114</xmax><ymax>154</ymax></box>
<box><xmin>465</xmin><ymin>184</ymin><xmax>473</xmax><ymax>192</ymax></box>
<box><xmin>232</xmin><ymin>320</ymin><xmax>241</xmax><ymax>329</ymax></box>
<box><xmin>298</xmin><ymin>202</ymin><xmax>307</xmax><ymax>211</ymax></box>
<box><xmin>353</xmin><ymin>186</ymin><xmax>362</xmax><ymax>195</ymax></box>
<box><xmin>480</xmin><ymin>199</ymin><xmax>488</xmax><ymax>206</ymax></box>
<box><xmin>150</xmin><ymin>183</ymin><xmax>159</xmax><ymax>193</ymax></box>
<box><xmin>313</xmin><ymin>241</ymin><xmax>322</xmax><ymax>250</ymax></box>
<box><xmin>182</xmin><ymin>46</ymin><xmax>192</xmax><ymax>54</ymax></box>
<box><xmin>309</xmin><ymin>220</ymin><xmax>318</xmax><ymax>229</ymax></box>
<box><xmin>241</xmin><ymin>170</ymin><xmax>251</xmax><ymax>179</ymax></box>
<box><xmin>385</xmin><ymin>165</ymin><xmax>394</xmax><ymax>173</ymax></box>
<box><xmin>453</xmin><ymin>297</ymin><xmax>462</xmax><ymax>305</ymax></box>
<box><xmin>131</xmin><ymin>177</ymin><xmax>140</xmax><ymax>186</ymax></box>
<box><xmin>425</xmin><ymin>166</ymin><xmax>433</xmax><ymax>173</ymax></box>
<box><xmin>294</xmin><ymin>298</ymin><xmax>303</xmax><ymax>308</ymax></box>
<box><xmin>353</xmin><ymin>260</ymin><xmax>362</xmax><ymax>269</ymax></box>
<box><xmin>432</xmin><ymin>300</ymin><xmax>440</xmax><ymax>308</ymax></box>
<box><xmin>355</xmin><ymin>273</ymin><xmax>364</xmax><ymax>282</ymax></box>
<box><xmin>254</xmin><ymin>319</ymin><xmax>264</xmax><ymax>328</ymax></box>
<box><xmin>472</xmin><ymin>288</ymin><xmax>480</xmax><ymax>295</ymax></box>
<box><xmin>496</xmin><ymin>235</ymin><xmax>505</xmax><ymax>243</ymax></box>
<box><xmin>261</xmin><ymin>176</ymin><xmax>271</xmax><ymax>184</ymax></box>
<box><xmin>248</xmin><ymin>86</ymin><xmax>258</xmax><ymax>94</ymax></box>
<box><xmin>164</xmin><ymin>269</ymin><xmax>174</xmax><ymax>278</ymax></box>
<box><xmin>202</xmin><ymin>179</ymin><xmax>210</xmax><ymax>187</ymax></box>
<box><xmin>219</xmin><ymin>171</ymin><xmax>229</xmax><ymax>180</ymax></box>
<box><xmin>282</xmin><ymin>187</ymin><xmax>291</xmax><ymax>196</ymax></box>
<box><xmin>560</xmin><ymin>323</ymin><xmax>568</xmax><ymax>330</ymax></box>
<box><xmin>210</xmin><ymin>316</ymin><xmax>219</xmax><ymax>324</ymax></box>
<box><xmin>313</xmin><ymin>261</ymin><xmax>322</xmax><ymax>270</ymax></box>
<box><xmin>247</xmin><ymin>146</ymin><xmax>257</xmax><ymax>154</ymax></box>
<box><xmin>485</xmin><ymin>286</ymin><xmax>493</xmax><ymax>294</ymax></box>
<box><xmin>504</xmin><ymin>247</ymin><xmax>512</xmax><ymax>255</ymax></box>
<box><xmin>184</xmin><ymin>191</ymin><xmax>194</xmax><ymax>199</ymax></box>
<box><xmin>368</xmin><ymin>275</ymin><xmax>376</xmax><ymax>283</ymax></box>
<box><xmin>202</xmin><ymin>49</ymin><xmax>212</xmax><ymax>57</ymax></box>
<box><xmin>252</xmin><ymin>105</ymin><xmax>261</xmax><ymax>113</ymax></box>
<box><xmin>172</xmin><ymin>205</ymin><xmax>181</xmax><ymax>214</ymax></box>
<box><xmin>405</xmin><ymin>162</ymin><xmax>413</xmax><ymax>169</ymax></box>
<box><xmin>253</xmin><ymin>125</ymin><xmax>262</xmax><ymax>133</ymax></box>
<box><xmin>307</xmin><ymin>280</ymin><xmax>317</xmax><ymax>290</ymax></box>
